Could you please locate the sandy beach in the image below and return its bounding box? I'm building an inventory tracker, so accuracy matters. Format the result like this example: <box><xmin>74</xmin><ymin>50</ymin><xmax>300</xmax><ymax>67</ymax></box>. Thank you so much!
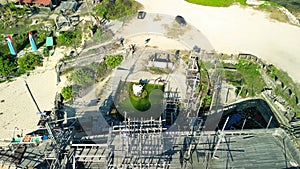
<box><xmin>137</xmin><ymin>0</ymin><xmax>300</xmax><ymax>83</ymax></box>
<box><xmin>124</xmin><ymin>34</ymin><xmax>190</xmax><ymax>50</ymax></box>
<box><xmin>0</xmin><ymin>48</ymin><xmax>65</xmax><ymax>139</ymax></box>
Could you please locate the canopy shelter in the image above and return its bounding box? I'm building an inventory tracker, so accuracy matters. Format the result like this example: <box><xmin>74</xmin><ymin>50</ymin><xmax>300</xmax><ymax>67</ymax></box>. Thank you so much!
<box><xmin>46</xmin><ymin>36</ymin><xmax>53</xmax><ymax>47</ymax></box>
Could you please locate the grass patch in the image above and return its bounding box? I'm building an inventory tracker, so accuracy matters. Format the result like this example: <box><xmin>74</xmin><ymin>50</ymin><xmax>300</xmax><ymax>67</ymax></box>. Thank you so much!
<box><xmin>222</xmin><ymin>59</ymin><xmax>265</xmax><ymax>97</ymax></box>
<box><xmin>236</xmin><ymin>0</ymin><xmax>247</xmax><ymax>6</ymax></box>
<box><xmin>185</xmin><ymin>0</ymin><xmax>234</xmax><ymax>7</ymax></box>
<box><xmin>87</xmin><ymin>49</ymin><xmax>97</xmax><ymax>54</ymax></box>
<box><xmin>265</xmin><ymin>0</ymin><xmax>300</xmax><ymax>15</ymax></box>
<box><xmin>92</xmin><ymin>29</ymin><xmax>112</xmax><ymax>43</ymax></box>
<box><xmin>149</xmin><ymin>67</ymin><xmax>168</xmax><ymax>74</ymax></box>
<box><xmin>61</xmin><ymin>67</ymin><xmax>75</xmax><ymax>76</ymax></box>
<box><xmin>128</xmin><ymin>83</ymin><xmax>164</xmax><ymax>111</ymax></box>
<box><xmin>118</xmin><ymin>82</ymin><xmax>164</xmax><ymax>113</ymax></box>
<box><xmin>266</xmin><ymin>65</ymin><xmax>300</xmax><ymax>116</ymax></box>
<box><xmin>258</xmin><ymin>2</ymin><xmax>289</xmax><ymax>23</ymax></box>
<box><xmin>236</xmin><ymin>59</ymin><xmax>265</xmax><ymax>97</ymax></box>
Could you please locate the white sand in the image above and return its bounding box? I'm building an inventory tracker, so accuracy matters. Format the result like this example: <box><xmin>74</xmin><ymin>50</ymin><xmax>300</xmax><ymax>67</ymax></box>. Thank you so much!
<box><xmin>0</xmin><ymin>48</ymin><xmax>65</xmax><ymax>139</ymax></box>
<box><xmin>124</xmin><ymin>34</ymin><xmax>190</xmax><ymax>50</ymax></box>
<box><xmin>137</xmin><ymin>0</ymin><xmax>300</xmax><ymax>82</ymax></box>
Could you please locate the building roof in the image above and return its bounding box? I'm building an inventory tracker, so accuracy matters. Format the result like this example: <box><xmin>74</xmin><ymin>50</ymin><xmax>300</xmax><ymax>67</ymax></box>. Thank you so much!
<box><xmin>15</xmin><ymin>0</ymin><xmax>51</xmax><ymax>5</ymax></box>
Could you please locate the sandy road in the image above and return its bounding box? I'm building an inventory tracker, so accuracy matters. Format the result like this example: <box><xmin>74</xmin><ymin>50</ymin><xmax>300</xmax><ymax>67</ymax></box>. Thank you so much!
<box><xmin>137</xmin><ymin>0</ymin><xmax>300</xmax><ymax>83</ymax></box>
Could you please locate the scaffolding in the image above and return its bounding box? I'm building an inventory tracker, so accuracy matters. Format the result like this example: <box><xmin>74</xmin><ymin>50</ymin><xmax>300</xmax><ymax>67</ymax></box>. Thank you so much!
<box><xmin>162</xmin><ymin>90</ymin><xmax>180</xmax><ymax>126</ymax></box>
<box><xmin>110</xmin><ymin>116</ymin><xmax>172</xmax><ymax>168</ymax></box>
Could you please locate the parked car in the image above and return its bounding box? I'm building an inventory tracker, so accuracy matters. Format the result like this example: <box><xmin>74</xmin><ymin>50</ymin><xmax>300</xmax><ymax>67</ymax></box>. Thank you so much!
<box><xmin>175</xmin><ymin>15</ymin><xmax>186</xmax><ymax>26</ymax></box>
<box><xmin>137</xmin><ymin>11</ymin><xmax>146</xmax><ymax>19</ymax></box>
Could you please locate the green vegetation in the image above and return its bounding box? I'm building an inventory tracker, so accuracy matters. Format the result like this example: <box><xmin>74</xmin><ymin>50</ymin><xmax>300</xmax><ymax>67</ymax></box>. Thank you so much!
<box><xmin>63</xmin><ymin>61</ymin><xmax>112</xmax><ymax>87</ymax></box>
<box><xmin>93</xmin><ymin>0</ymin><xmax>140</xmax><ymax>20</ymax></box>
<box><xmin>266</xmin><ymin>65</ymin><xmax>300</xmax><ymax>116</ymax></box>
<box><xmin>105</xmin><ymin>55</ymin><xmax>123</xmax><ymax>68</ymax></box>
<box><xmin>185</xmin><ymin>0</ymin><xmax>300</xmax><ymax>14</ymax></box>
<box><xmin>236</xmin><ymin>0</ymin><xmax>247</xmax><ymax>5</ymax></box>
<box><xmin>43</xmin><ymin>47</ymin><xmax>50</xmax><ymax>57</ymax></box>
<box><xmin>198</xmin><ymin>60</ymin><xmax>212</xmax><ymax>112</ymax></box>
<box><xmin>61</xmin><ymin>86</ymin><xmax>73</xmax><ymax>101</ymax></box>
<box><xmin>265</xmin><ymin>0</ymin><xmax>300</xmax><ymax>15</ymax></box>
<box><xmin>236</xmin><ymin>59</ymin><xmax>265</xmax><ymax>97</ymax></box>
<box><xmin>57</xmin><ymin>30</ymin><xmax>82</xmax><ymax>47</ymax></box>
<box><xmin>149</xmin><ymin>67</ymin><xmax>168</xmax><ymax>74</ymax></box>
<box><xmin>17</xmin><ymin>52</ymin><xmax>42</xmax><ymax>74</ymax></box>
<box><xmin>223</xmin><ymin>59</ymin><xmax>265</xmax><ymax>97</ymax></box>
<box><xmin>96</xmin><ymin>61</ymin><xmax>111</xmax><ymax>82</ymax></box>
<box><xmin>0</xmin><ymin>54</ymin><xmax>17</xmax><ymax>77</ymax></box>
<box><xmin>128</xmin><ymin>83</ymin><xmax>164</xmax><ymax>111</ymax></box>
<box><xmin>92</xmin><ymin>29</ymin><xmax>112</xmax><ymax>43</ymax></box>
<box><xmin>185</xmin><ymin>0</ymin><xmax>234</xmax><ymax>7</ymax></box>
<box><xmin>70</xmin><ymin>68</ymin><xmax>94</xmax><ymax>86</ymax></box>
<box><xmin>258</xmin><ymin>2</ymin><xmax>289</xmax><ymax>23</ymax></box>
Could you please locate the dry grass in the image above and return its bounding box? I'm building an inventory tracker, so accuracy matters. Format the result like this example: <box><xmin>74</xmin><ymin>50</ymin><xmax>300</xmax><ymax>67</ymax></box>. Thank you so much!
<box><xmin>153</xmin><ymin>14</ymin><xmax>162</xmax><ymax>22</ymax></box>
<box><xmin>163</xmin><ymin>21</ymin><xmax>191</xmax><ymax>39</ymax></box>
<box><xmin>269</xmin><ymin>7</ymin><xmax>290</xmax><ymax>23</ymax></box>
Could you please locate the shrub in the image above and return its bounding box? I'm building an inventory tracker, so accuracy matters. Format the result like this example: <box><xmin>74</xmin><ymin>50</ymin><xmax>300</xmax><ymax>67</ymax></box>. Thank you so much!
<box><xmin>94</xmin><ymin>0</ymin><xmax>140</xmax><ymax>20</ymax></box>
<box><xmin>17</xmin><ymin>52</ymin><xmax>42</xmax><ymax>73</ymax></box>
<box><xmin>57</xmin><ymin>30</ymin><xmax>82</xmax><ymax>47</ymax></box>
<box><xmin>96</xmin><ymin>61</ymin><xmax>111</xmax><ymax>81</ymax></box>
<box><xmin>70</xmin><ymin>68</ymin><xmax>94</xmax><ymax>86</ymax></box>
<box><xmin>61</xmin><ymin>86</ymin><xmax>73</xmax><ymax>101</ymax></box>
<box><xmin>0</xmin><ymin>54</ymin><xmax>17</xmax><ymax>76</ymax></box>
<box><xmin>105</xmin><ymin>55</ymin><xmax>123</xmax><ymax>68</ymax></box>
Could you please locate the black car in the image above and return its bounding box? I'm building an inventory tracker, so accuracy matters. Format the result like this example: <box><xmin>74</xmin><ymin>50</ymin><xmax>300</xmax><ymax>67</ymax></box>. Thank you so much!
<box><xmin>137</xmin><ymin>11</ymin><xmax>146</xmax><ymax>19</ymax></box>
<box><xmin>175</xmin><ymin>15</ymin><xmax>186</xmax><ymax>26</ymax></box>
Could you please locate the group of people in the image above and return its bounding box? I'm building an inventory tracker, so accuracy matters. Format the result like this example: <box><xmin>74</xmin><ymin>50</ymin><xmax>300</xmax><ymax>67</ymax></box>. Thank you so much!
<box><xmin>119</xmin><ymin>37</ymin><xmax>151</xmax><ymax>55</ymax></box>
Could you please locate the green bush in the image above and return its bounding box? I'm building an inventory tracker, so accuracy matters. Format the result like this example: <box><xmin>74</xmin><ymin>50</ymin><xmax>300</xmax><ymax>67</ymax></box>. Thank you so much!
<box><xmin>70</xmin><ymin>68</ymin><xmax>94</xmax><ymax>86</ymax></box>
<box><xmin>0</xmin><ymin>54</ymin><xmax>17</xmax><ymax>76</ymax></box>
<box><xmin>17</xmin><ymin>52</ymin><xmax>42</xmax><ymax>73</ymax></box>
<box><xmin>150</xmin><ymin>67</ymin><xmax>167</xmax><ymax>74</ymax></box>
<box><xmin>105</xmin><ymin>55</ymin><xmax>123</xmax><ymax>68</ymax></box>
<box><xmin>57</xmin><ymin>30</ymin><xmax>82</xmax><ymax>47</ymax></box>
<box><xmin>94</xmin><ymin>0</ymin><xmax>140</xmax><ymax>20</ymax></box>
<box><xmin>43</xmin><ymin>47</ymin><xmax>50</xmax><ymax>57</ymax></box>
<box><xmin>96</xmin><ymin>61</ymin><xmax>111</xmax><ymax>81</ymax></box>
<box><xmin>61</xmin><ymin>86</ymin><xmax>73</xmax><ymax>101</ymax></box>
